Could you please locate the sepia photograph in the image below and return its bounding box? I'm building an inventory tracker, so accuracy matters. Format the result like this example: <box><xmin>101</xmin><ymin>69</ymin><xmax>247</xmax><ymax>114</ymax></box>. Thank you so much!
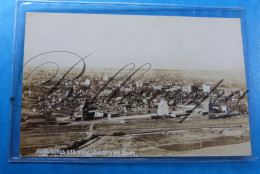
<box><xmin>20</xmin><ymin>12</ymin><xmax>251</xmax><ymax>157</ymax></box>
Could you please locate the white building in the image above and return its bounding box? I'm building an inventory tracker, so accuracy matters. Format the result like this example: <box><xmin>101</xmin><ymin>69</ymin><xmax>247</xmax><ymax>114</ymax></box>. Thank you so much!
<box><xmin>85</xmin><ymin>79</ymin><xmax>91</xmax><ymax>86</ymax></box>
<box><xmin>124</xmin><ymin>88</ymin><xmax>133</xmax><ymax>92</ymax></box>
<box><xmin>94</xmin><ymin>111</ymin><xmax>104</xmax><ymax>118</ymax></box>
<box><xmin>239</xmin><ymin>90</ymin><xmax>245</xmax><ymax>96</ymax></box>
<box><xmin>103</xmin><ymin>89</ymin><xmax>112</xmax><ymax>94</ymax></box>
<box><xmin>202</xmin><ymin>85</ymin><xmax>210</xmax><ymax>93</ymax></box>
<box><xmin>152</xmin><ymin>85</ymin><xmax>162</xmax><ymax>90</ymax></box>
<box><xmin>115</xmin><ymin>83</ymin><xmax>121</xmax><ymax>88</ymax></box>
<box><xmin>202</xmin><ymin>98</ymin><xmax>211</xmax><ymax>113</ymax></box>
<box><xmin>103</xmin><ymin>74</ymin><xmax>109</xmax><ymax>81</ymax></box>
<box><xmin>157</xmin><ymin>99</ymin><xmax>169</xmax><ymax>116</ymax></box>
<box><xmin>182</xmin><ymin>85</ymin><xmax>192</xmax><ymax>93</ymax></box>
<box><xmin>136</xmin><ymin>81</ymin><xmax>143</xmax><ymax>88</ymax></box>
<box><xmin>169</xmin><ymin>86</ymin><xmax>181</xmax><ymax>91</ymax></box>
<box><xmin>221</xmin><ymin>105</ymin><xmax>227</xmax><ymax>113</ymax></box>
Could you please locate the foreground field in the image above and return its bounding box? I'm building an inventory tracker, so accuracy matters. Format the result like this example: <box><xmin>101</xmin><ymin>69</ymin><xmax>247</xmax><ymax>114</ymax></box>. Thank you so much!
<box><xmin>20</xmin><ymin>114</ymin><xmax>251</xmax><ymax>157</ymax></box>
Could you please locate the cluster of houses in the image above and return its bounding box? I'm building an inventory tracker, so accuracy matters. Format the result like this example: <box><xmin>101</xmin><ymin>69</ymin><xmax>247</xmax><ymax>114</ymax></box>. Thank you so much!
<box><xmin>22</xmin><ymin>71</ymin><xmax>249</xmax><ymax>126</ymax></box>
<box><xmin>70</xmin><ymin>74</ymin><xmax>248</xmax><ymax>121</ymax></box>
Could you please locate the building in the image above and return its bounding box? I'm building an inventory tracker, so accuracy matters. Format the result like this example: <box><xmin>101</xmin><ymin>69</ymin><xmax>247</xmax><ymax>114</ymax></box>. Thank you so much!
<box><xmin>202</xmin><ymin>85</ymin><xmax>210</xmax><ymax>93</ymax></box>
<box><xmin>124</xmin><ymin>88</ymin><xmax>133</xmax><ymax>92</ymax></box>
<box><xmin>157</xmin><ymin>99</ymin><xmax>169</xmax><ymax>116</ymax></box>
<box><xmin>103</xmin><ymin>74</ymin><xmax>109</xmax><ymax>81</ymax></box>
<box><xmin>82</xmin><ymin>102</ymin><xmax>96</xmax><ymax>120</ymax></box>
<box><xmin>221</xmin><ymin>105</ymin><xmax>227</xmax><ymax>113</ymax></box>
<box><xmin>115</xmin><ymin>83</ymin><xmax>121</xmax><ymax>88</ymax></box>
<box><xmin>152</xmin><ymin>85</ymin><xmax>162</xmax><ymax>90</ymax></box>
<box><xmin>136</xmin><ymin>81</ymin><xmax>143</xmax><ymax>88</ymax></box>
<box><xmin>169</xmin><ymin>86</ymin><xmax>181</xmax><ymax>91</ymax></box>
<box><xmin>182</xmin><ymin>85</ymin><xmax>192</xmax><ymax>93</ymax></box>
<box><xmin>94</xmin><ymin>111</ymin><xmax>104</xmax><ymax>118</ymax></box>
<box><xmin>201</xmin><ymin>98</ymin><xmax>213</xmax><ymax>115</ymax></box>
<box><xmin>191</xmin><ymin>86</ymin><xmax>198</xmax><ymax>93</ymax></box>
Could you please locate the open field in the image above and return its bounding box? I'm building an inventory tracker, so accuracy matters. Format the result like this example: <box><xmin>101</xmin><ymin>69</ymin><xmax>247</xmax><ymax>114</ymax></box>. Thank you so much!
<box><xmin>20</xmin><ymin>114</ymin><xmax>251</xmax><ymax>157</ymax></box>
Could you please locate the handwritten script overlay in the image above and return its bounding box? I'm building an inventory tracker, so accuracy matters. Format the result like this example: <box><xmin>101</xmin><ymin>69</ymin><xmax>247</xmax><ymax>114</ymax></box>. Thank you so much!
<box><xmin>12</xmin><ymin>51</ymin><xmax>248</xmax><ymax>123</ymax></box>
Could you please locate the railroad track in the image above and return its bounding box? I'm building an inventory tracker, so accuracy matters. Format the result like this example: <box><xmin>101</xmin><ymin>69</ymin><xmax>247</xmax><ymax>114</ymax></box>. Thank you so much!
<box><xmin>21</xmin><ymin>123</ymin><xmax>247</xmax><ymax>137</ymax></box>
<box><xmin>94</xmin><ymin>123</ymin><xmax>247</xmax><ymax>132</ymax></box>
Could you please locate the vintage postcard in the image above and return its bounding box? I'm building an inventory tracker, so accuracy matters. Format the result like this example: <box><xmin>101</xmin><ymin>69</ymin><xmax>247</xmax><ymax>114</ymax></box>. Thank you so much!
<box><xmin>20</xmin><ymin>12</ymin><xmax>251</xmax><ymax>157</ymax></box>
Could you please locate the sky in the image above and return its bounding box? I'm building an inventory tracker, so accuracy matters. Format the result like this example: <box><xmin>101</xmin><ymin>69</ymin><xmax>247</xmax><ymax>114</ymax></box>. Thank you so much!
<box><xmin>23</xmin><ymin>12</ymin><xmax>245</xmax><ymax>72</ymax></box>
